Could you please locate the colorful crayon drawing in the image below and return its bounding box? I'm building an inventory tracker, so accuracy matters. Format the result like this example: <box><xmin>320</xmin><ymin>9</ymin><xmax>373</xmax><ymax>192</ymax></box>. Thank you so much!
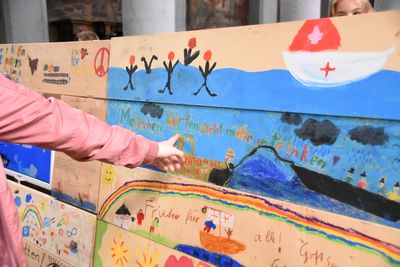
<box><xmin>100</xmin><ymin>10</ymin><xmax>400</xmax><ymax>267</ymax></box>
<box><xmin>94</xmin><ymin>220</ymin><xmax>212</xmax><ymax>267</ymax></box>
<box><xmin>8</xmin><ymin>181</ymin><xmax>96</xmax><ymax>267</ymax></box>
<box><xmin>97</xmin><ymin>166</ymin><xmax>400</xmax><ymax>266</ymax></box>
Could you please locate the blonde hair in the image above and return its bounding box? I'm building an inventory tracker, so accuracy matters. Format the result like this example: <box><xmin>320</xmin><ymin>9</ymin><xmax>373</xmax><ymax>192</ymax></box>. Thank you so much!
<box><xmin>328</xmin><ymin>0</ymin><xmax>373</xmax><ymax>17</ymax></box>
<box><xmin>76</xmin><ymin>31</ymin><xmax>99</xmax><ymax>41</ymax></box>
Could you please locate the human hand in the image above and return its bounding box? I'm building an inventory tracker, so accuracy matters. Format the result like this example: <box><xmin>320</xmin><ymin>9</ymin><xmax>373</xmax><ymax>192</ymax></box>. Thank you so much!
<box><xmin>152</xmin><ymin>134</ymin><xmax>185</xmax><ymax>172</ymax></box>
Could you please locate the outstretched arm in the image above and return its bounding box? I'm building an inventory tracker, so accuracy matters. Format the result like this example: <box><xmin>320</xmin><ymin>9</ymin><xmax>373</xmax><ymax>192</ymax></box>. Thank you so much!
<box><xmin>0</xmin><ymin>74</ymin><xmax>184</xmax><ymax>170</ymax></box>
<box><xmin>172</xmin><ymin>60</ymin><xmax>180</xmax><ymax>69</ymax></box>
<box><xmin>209</xmin><ymin>62</ymin><xmax>217</xmax><ymax>73</ymax></box>
<box><xmin>163</xmin><ymin>61</ymin><xmax>168</xmax><ymax>70</ymax></box>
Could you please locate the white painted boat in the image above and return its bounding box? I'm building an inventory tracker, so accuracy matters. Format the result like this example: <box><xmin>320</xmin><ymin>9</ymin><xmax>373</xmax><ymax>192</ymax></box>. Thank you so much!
<box><xmin>282</xmin><ymin>47</ymin><xmax>395</xmax><ymax>87</ymax></box>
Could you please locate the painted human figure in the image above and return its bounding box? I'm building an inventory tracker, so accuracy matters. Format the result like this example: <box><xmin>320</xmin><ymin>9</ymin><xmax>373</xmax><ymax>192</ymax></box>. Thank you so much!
<box><xmin>357</xmin><ymin>171</ymin><xmax>368</xmax><ymax>189</ymax></box>
<box><xmin>203</xmin><ymin>219</ymin><xmax>216</xmax><ymax>233</ymax></box>
<box><xmin>376</xmin><ymin>177</ymin><xmax>387</xmax><ymax>196</ymax></box>
<box><xmin>141</xmin><ymin>55</ymin><xmax>158</xmax><ymax>74</ymax></box>
<box><xmin>387</xmin><ymin>182</ymin><xmax>400</xmax><ymax>202</ymax></box>
<box><xmin>69</xmin><ymin>240</ymin><xmax>78</xmax><ymax>254</ymax></box>
<box><xmin>184</xmin><ymin>37</ymin><xmax>200</xmax><ymax>66</ymax></box>
<box><xmin>224</xmin><ymin>148</ymin><xmax>235</xmax><ymax>164</ymax></box>
<box><xmin>194</xmin><ymin>50</ymin><xmax>217</xmax><ymax>97</ymax></box>
<box><xmin>149</xmin><ymin>217</ymin><xmax>159</xmax><ymax>233</ymax></box>
<box><xmin>345</xmin><ymin>167</ymin><xmax>355</xmax><ymax>184</ymax></box>
<box><xmin>124</xmin><ymin>55</ymin><xmax>138</xmax><ymax>90</ymax></box>
<box><xmin>225</xmin><ymin>228</ymin><xmax>233</xmax><ymax>240</ymax></box>
<box><xmin>137</xmin><ymin>209</ymin><xmax>144</xmax><ymax>226</ymax></box>
<box><xmin>159</xmin><ymin>51</ymin><xmax>179</xmax><ymax>95</ymax></box>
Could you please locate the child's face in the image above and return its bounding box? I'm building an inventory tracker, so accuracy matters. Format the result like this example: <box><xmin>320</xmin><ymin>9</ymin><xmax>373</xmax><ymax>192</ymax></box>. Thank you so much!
<box><xmin>336</xmin><ymin>0</ymin><xmax>364</xmax><ymax>16</ymax></box>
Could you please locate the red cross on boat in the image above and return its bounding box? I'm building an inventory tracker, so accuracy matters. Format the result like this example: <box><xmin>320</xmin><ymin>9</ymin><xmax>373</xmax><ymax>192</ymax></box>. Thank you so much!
<box><xmin>320</xmin><ymin>62</ymin><xmax>336</xmax><ymax>77</ymax></box>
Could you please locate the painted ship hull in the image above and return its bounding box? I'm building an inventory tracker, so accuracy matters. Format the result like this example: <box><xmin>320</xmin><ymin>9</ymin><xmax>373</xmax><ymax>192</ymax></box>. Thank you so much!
<box><xmin>282</xmin><ymin>47</ymin><xmax>394</xmax><ymax>87</ymax></box>
<box><xmin>199</xmin><ymin>231</ymin><xmax>245</xmax><ymax>255</ymax></box>
<box><xmin>219</xmin><ymin>145</ymin><xmax>400</xmax><ymax>222</ymax></box>
<box><xmin>291</xmin><ymin>164</ymin><xmax>400</xmax><ymax>222</ymax></box>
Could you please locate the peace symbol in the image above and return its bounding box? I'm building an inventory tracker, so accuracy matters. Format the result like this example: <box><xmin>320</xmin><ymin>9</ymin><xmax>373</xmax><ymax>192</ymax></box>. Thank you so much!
<box><xmin>94</xmin><ymin>47</ymin><xmax>110</xmax><ymax>77</ymax></box>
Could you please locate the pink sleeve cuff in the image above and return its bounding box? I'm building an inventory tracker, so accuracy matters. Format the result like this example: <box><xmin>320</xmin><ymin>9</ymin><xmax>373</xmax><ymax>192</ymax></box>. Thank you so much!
<box><xmin>142</xmin><ymin>139</ymin><xmax>159</xmax><ymax>165</ymax></box>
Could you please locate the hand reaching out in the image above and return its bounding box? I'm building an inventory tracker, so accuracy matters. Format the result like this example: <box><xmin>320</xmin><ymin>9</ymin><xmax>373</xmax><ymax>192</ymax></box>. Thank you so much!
<box><xmin>152</xmin><ymin>134</ymin><xmax>185</xmax><ymax>172</ymax></box>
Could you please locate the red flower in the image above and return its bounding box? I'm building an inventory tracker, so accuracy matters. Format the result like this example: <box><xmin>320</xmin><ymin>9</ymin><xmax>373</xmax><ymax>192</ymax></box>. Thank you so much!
<box><xmin>204</xmin><ymin>50</ymin><xmax>212</xmax><ymax>61</ymax></box>
<box><xmin>188</xmin><ymin>37</ymin><xmax>197</xmax><ymax>49</ymax></box>
<box><xmin>168</xmin><ymin>51</ymin><xmax>175</xmax><ymax>60</ymax></box>
<box><xmin>129</xmin><ymin>55</ymin><xmax>135</xmax><ymax>65</ymax></box>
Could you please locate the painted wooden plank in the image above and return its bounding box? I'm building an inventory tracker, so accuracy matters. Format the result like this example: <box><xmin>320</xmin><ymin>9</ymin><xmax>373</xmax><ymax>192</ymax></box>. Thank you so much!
<box><xmin>106</xmin><ymin>99</ymin><xmax>400</xmax><ymax>228</ymax></box>
<box><xmin>0</xmin><ymin>40</ymin><xmax>109</xmax><ymax>98</ymax></box>
<box><xmin>94</xmin><ymin>219</ymin><xmax>213</xmax><ymax>267</ymax></box>
<box><xmin>8</xmin><ymin>180</ymin><xmax>96</xmax><ymax>267</ymax></box>
<box><xmin>97</xmin><ymin>166</ymin><xmax>400</xmax><ymax>267</ymax></box>
<box><xmin>23</xmin><ymin>240</ymin><xmax>72</xmax><ymax>267</ymax></box>
<box><xmin>106</xmin><ymin>11</ymin><xmax>400</xmax><ymax>120</ymax></box>
<box><xmin>51</xmin><ymin>95</ymin><xmax>107</xmax><ymax>213</ymax></box>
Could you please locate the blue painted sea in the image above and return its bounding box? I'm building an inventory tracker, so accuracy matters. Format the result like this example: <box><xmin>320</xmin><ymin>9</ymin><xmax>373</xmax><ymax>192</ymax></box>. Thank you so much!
<box><xmin>176</xmin><ymin>244</ymin><xmax>244</xmax><ymax>267</ymax></box>
<box><xmin>108</xmin><ymin>65</ymin><xmax>400</xmax><ymax>120</ymax></box>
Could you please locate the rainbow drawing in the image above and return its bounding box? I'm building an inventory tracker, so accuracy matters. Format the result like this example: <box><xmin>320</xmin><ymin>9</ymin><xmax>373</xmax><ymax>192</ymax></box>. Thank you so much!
<box><xmin>21</xmin><ymin>204</ymin><xmax>44</xmax><ymax>229</ymax></box>
<box><xmin>99</xmin><ymin>180</ymin><xmax>400</xmax><ymax>266</ymax></box>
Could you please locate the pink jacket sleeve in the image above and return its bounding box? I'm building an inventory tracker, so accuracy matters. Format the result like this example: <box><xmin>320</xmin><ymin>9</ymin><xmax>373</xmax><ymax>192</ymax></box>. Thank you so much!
<box><xmin>0</xmin><ymin>74</ymin><xmax>159</xmax><ymax>167</ymax></box>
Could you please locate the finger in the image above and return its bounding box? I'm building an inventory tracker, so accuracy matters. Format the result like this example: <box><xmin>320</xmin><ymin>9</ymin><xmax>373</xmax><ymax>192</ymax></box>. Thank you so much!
<box><xmin>162</xmin><ymin>158</ymin><xmax>176</xmax><ymax>172</ymax></box>
<box><xmin>168</xmin><ymin>134</ymin><xmax>180</xmax><ymax>146</ymax></box>
<box><xmin>173</xmin><ymin>162</ymin><xmax>181</xmax><ymax>170</ymax></box>
<box><xmin>159</xmin><ymin>161</ymin><xmax>174</xmax><ymax>172</ymax></box>
<box><xmin>161</xmin><ymin>158</ymin><xmax>172</xmax><ymax>165</ymax></box>
<box><xmin>168</xmin><ymin>164</ymin><xmax>175</xmax><ymax>172</ymax></box>
<box><xmin>154</xmin><ymin>163</ymin><xmax>168</xmax><ymax>172</ymax></box>
<box><xmin>153</xmin><ymin>160</ymin><xmax>169</xmax><ymax>172</ymax></box>
<box><xmin>168</xmin><ymin>155</ymin><xmax>184</xmax><ymax>163</ymax></box>
<box><xmin>172</xmin><ymin>148</ymin><xmax>185</xmax><ymax>161</ymax></box>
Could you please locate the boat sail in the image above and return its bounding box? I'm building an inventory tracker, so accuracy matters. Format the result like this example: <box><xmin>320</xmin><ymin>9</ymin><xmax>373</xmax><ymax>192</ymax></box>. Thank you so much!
<box><xmin>199</xmin><ymin>206</ymin><xmax>245</xmax><ymax>254</ymax></box>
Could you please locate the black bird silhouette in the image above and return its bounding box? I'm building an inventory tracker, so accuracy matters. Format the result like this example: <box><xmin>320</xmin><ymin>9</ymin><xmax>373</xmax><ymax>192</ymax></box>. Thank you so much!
<box><xmin>28</xmin><ymin>56</ymin><xmax>39</xmax><ymax>75</ymax></box>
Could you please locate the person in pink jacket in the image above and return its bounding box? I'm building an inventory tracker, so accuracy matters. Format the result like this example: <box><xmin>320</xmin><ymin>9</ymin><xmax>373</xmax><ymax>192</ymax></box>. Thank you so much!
<box><xmin>0</xmin><ymin>73</ymin><xmax>184</xmax><ymax>266</ymax></box>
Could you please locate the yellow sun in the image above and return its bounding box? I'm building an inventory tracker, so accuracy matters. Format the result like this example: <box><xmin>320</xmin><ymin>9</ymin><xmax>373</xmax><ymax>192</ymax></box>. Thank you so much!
<box><xmin>109</xmin><ymin>233</ymin><xmax>132</xmax><ymax>266</ymax></box>
<box><xmin>102</xmin><ymin>164</ymin><xmax>116</xmax><ymax>187</ymax></box>
<box><xmin>133</xmin><ymin>247</ymin><xmax>159</xmax><ymax>267</ymax></box>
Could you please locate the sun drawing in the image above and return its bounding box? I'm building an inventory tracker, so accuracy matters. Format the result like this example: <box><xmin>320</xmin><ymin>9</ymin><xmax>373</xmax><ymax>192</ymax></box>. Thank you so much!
<box><xmin>133</xmin><ymin>247</ymin><xmax>159</xmax><ymax>267</ymax></box>
<box><xmin>109</xmin><ymin>233</ymin><xmax>132</xmax><ymax>266</ymax></box>
<box><xmin>102</xmin><ymin>164</ymin><xmax>116</xmax><ymax>187</ymax></box>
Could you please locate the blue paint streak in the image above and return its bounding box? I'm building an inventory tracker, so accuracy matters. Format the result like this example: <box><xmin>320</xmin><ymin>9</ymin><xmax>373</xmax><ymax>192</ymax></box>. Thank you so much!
<box><xmin>51</xmin><ymin>191</ymin><xmax>96</xmax><ymax>213</ymax></box>
<box><xmin>0</xmin><ymin>142</ymin><xmax>52</xmax><ymax>183</ymax></box>
<box><xmin>175</xmin><ymin>244</ymin><xmax>245</xmax><ymax>267</ymax></box>
<box><xmin>108</xmin><ymin>66</ymin><xmax>400</xmax><ymax>120</ymax></box>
